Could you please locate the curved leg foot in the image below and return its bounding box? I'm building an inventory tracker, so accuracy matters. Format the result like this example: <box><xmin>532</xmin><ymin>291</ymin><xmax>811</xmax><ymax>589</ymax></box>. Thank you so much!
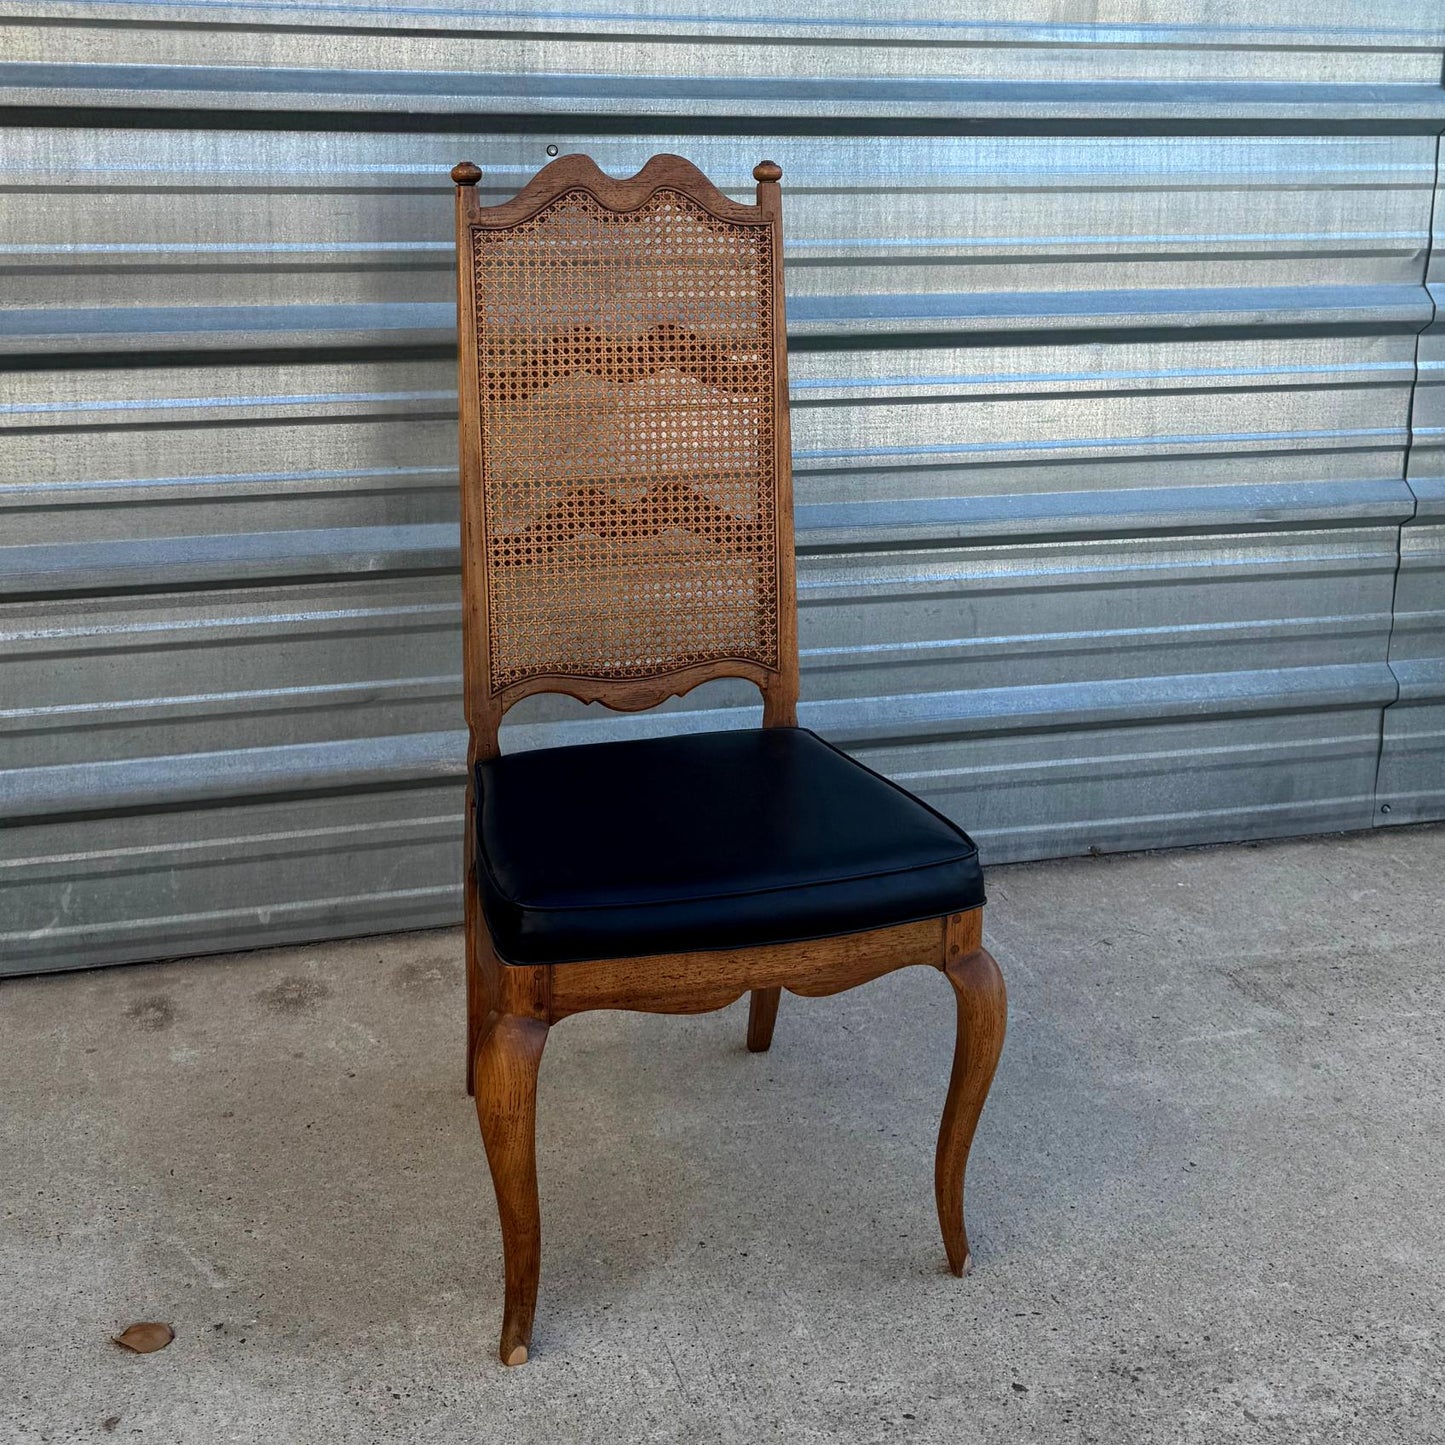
<box><xmin>935</xmin><ymin>946</ymin><xmax>1006</xmax><ymax>1276</ymax></box>
<box><xmin>474</xmin><ymin>1012</ymin><xmax>549</xmax><ymax>1365</ymax></box>
<box><xmin>746</xmin><ymin>987</ymin><xmax>781</xmax><ymax>1052</ymax></box>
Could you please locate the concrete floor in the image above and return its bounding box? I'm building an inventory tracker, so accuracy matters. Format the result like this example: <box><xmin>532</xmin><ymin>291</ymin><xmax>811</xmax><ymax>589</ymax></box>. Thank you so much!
<box><xmin>2</xmin><ymin>828</ymin><xmax>1444</xmax><ymax>1444</ymax></box>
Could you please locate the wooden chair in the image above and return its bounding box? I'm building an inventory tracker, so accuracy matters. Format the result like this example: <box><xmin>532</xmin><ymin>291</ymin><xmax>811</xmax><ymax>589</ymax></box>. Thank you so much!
<box><xmin>451</xmin><ymin>153</ymin><xmax>1007</xmax><ymax>1366</ymax></box>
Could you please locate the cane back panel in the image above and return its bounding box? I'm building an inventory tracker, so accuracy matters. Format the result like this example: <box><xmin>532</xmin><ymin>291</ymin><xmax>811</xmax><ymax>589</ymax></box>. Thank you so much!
<box><xmin>457</xmin><ymin>156</ymin><xmax>791</xmax><ymax>706</ymax></box>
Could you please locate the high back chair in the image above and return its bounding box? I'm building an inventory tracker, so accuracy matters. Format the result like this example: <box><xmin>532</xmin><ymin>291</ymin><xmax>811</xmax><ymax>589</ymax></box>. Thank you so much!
<box><xmin>452</xmin><ymin>153</ymin><xmax>1007</xmax><ymax>1365</ymax></box>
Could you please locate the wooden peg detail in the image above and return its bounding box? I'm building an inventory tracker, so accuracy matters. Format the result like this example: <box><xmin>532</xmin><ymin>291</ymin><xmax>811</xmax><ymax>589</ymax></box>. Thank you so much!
<box><xmin>943</xmin><ymin>908</ymin><xmax>983</xmax><ymax>964</ymax></box>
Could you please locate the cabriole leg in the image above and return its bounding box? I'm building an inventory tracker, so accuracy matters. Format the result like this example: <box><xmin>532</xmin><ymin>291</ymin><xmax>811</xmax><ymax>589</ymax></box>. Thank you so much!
<box><xmin>935</xmin><ymin>945</ymin><xmax>1007</xmax><ymax>1276</ymax></box>
<box><xmin>474</xmin><ymin>1012</ymin><xmax>549</xmax><ymax>1364</ymax></box>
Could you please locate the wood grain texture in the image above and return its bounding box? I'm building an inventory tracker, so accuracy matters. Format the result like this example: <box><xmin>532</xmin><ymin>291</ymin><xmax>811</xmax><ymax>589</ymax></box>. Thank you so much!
<box><xmin>746</xmin><ymin>986</ymin><xmax>781</xmax><ymax>1052</ymax></box>
<box><xmin>453</xmin><ymin>164</ymin><xmax>494</xmax><ymax>762</ymax></box>
<box><xmin>464</xmin><ymin>780</ymin><xmax>486</xmax><ymax>1095</ymax></box>
<box><xmin>478</xmin><ymin>658</ymin><xmax>779</xmax><ymax>718</ymax></box>
<box><xmin>545</xmin><ymin>917</ymin><xmax>944</xmax><ymax>1021</ymax></box>
<box><xmin>935</xmin><ymin>942</ymin><xmax>1008</xmax><ymax>1278</ymax></box>
<box><xmin>754</xmin><ymin>159</ymin><xmax>799</xmax><ymax>729</ymax></box>
<box><xmin>471</xmin><ymin>152</ymin><xmax>764</xmax><ymax>230</ymax></box>
<box><xmin>474</xmin><ymin>1013</ymin><xmax>549</xmax><ymax>1366</ymax></box>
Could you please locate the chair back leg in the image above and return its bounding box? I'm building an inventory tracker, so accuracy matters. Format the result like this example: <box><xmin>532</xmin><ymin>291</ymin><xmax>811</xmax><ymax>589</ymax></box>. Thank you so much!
<box><xmin>746</xmin><ymin>986</ymin><xmax>782</xmax><ymax>1052</ymax></box>
<box><xmin>464</xmin><ymin>907</ymin><xmax>487</xmax><ymax>1096</ymax></box>
<box><xmin>464</xmin><ymin>807</ymin><xmax>487</xmax><ymax>1095</ymax></box>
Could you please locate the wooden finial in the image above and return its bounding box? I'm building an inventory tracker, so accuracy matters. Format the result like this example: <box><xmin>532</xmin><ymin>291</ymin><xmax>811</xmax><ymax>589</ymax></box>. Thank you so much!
<box><xmin>753</xmin><ymin>160</ymin><xmax>782</xmax><ymax>184</ymax></box>
<box><xmin>451</xmin><ymin>161</ymin><xmax>482</xmax><ymax>186</ymax></box>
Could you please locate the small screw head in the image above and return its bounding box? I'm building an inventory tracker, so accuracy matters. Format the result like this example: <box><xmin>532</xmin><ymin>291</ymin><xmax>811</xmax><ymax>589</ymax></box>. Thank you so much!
<box><xmin>545</xmin><ymin>145</ymin><xmax>559</xmax><ymax>157</ymax></box>
<box><xmin>1381</xmin><ymin>803</ymin><xmax>1393</xmax><ymax>814</ymax></box>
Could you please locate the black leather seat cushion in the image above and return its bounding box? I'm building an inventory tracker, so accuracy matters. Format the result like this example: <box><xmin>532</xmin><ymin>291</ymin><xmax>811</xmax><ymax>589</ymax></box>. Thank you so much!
<box><xmin>474</xmin><ymin>726</ymin><xmax>984</xmax><ymax>966</ymax></box>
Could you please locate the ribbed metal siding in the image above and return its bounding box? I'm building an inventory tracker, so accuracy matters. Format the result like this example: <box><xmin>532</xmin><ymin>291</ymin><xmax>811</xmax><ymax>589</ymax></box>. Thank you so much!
<box><xmin>1380</xmin><ymin>133</ymin><xmax>1445</xmax><ymax>823</ymax></box>
<box><xmin>2</xmin><ymin>4</ymin><xmax>1444</xmax><ymax>972</ymax></box>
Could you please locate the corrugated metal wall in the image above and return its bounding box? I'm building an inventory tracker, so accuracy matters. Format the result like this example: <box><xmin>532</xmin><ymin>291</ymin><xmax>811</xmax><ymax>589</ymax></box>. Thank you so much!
<box><xmin>3</xmin><ymin>3</ymin><xmax>1444</xmax><ymax>973</ymax></box>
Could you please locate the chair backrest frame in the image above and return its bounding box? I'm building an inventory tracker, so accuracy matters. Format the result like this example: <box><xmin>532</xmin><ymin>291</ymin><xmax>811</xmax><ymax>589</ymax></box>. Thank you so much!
<box><xmin>452</xmin><ymin>153</ymin><xmax>799</xmax><ymax>761</ymax></box>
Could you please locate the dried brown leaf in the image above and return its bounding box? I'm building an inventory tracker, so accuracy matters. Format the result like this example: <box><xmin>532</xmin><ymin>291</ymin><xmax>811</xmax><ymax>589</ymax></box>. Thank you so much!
<box><xmin>113</xmin><ymin>1322</ymin><xmax>174</xmax><ymax>1354</ymax></box>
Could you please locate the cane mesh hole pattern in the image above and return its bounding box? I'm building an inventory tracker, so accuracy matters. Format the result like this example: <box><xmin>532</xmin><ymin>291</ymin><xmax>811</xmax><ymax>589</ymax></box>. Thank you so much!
<box><xmin>472</xmin><ymin>187</ymin><xmax>779</xmax><ymax>691</ymax></box>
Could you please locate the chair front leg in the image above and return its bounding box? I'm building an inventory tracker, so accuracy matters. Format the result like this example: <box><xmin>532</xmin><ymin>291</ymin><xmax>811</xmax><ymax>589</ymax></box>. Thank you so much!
<box><xmin>935</xmin><ymin>945</ymin><xmax>1007</xmax><ymax>1276</ymax></box>
<box><xmin>474</xmin><ymin>1012</ymin><xmax>549</xmax><ymax>1365</ymax></box>
<box><xmin>746</xmin><ymin>986</ymin><xmax>781</xmax><ymax>1052</ymax></box>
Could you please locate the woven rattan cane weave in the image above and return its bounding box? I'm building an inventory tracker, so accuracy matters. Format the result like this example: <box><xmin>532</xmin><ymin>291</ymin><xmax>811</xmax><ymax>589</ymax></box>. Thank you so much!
<box><xmin>472</xmin><ymin>186</ymin><xmax>780</xmax><ymax>689</ymax></box>
<box><xmin>452</xmin><ymin>154</ymin><xmax>1006</xmax><ymax>1366</ymax></box>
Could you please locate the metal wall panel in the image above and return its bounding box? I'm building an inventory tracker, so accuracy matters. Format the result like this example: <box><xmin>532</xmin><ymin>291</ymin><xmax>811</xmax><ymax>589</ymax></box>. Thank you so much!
<box><xmin>2</xmin><ymin>3</ymin><xmax>1443</xmax><ymax>972</ymax></box>
<box><xmin>1379</xmin><ymin>134</ymin><xmax>1445</xmax><ymax>823</ymax></box>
